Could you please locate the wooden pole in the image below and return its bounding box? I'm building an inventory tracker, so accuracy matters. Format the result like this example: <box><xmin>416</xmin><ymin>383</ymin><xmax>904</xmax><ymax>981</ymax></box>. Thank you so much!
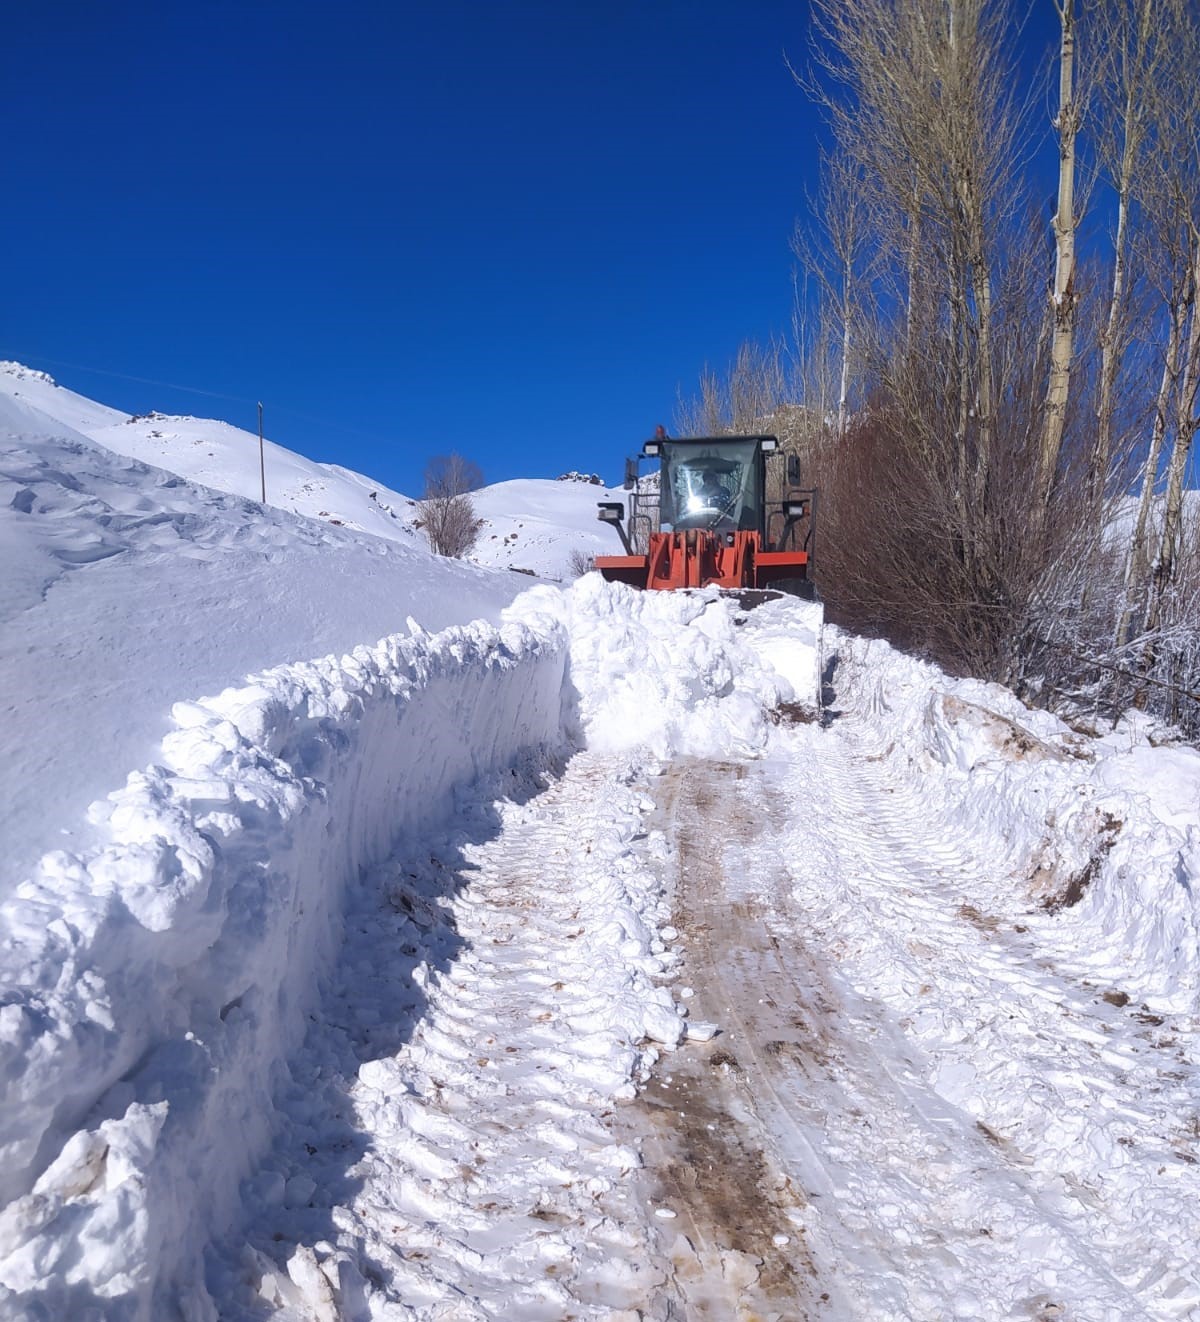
<box><xmin>258</xmin><ymin>401</ymin><xmax>266</xmax><ymax>504</ymax></box>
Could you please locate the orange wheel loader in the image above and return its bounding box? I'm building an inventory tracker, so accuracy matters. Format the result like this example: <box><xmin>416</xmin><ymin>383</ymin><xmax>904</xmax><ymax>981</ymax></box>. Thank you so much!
<box><xmin>595</xmin><ymin>431</ymin><xmax>816</xmax><ymax>598</ymax></box>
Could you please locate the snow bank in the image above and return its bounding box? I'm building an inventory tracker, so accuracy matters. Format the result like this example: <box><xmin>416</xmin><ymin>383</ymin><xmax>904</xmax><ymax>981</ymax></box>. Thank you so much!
<box><xmin>834</xmin><ymin>630</ymin><xmax>1200</xmax><ymax>1007</ymax></box>
<box><xmin>0</xmin><ymin>421</ymin><xmax>525</xmax><ymax>894</ymax></box>
<box><xmin>507</xmin><ymin>575</ymin><xmax>823</xmax><ymax>758</ymax></box>
<box><xmin>0</xmin><ymin>615</ymin><xmax>566</xmax><ymax>1319</ymax></box>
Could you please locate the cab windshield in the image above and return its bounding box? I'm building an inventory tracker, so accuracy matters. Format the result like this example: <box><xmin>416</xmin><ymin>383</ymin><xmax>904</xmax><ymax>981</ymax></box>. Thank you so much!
<box><xmin>659</xmin><ymin>439</ymin><xmax>763</xmax><ymax>532</ymax></box>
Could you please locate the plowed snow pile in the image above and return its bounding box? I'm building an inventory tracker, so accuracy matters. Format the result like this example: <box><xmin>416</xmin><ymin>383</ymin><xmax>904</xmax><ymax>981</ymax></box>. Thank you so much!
<box><xmin>2</xmin><ymin>385</ymin><xmax>1199</xmax><ymax>1320</ymax></box>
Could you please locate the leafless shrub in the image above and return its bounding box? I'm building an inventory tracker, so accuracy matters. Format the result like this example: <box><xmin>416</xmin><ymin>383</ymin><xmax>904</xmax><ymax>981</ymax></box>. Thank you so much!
<box><xmin>419</xmin><ymin>453</ymin><xmax>484</xmax><ymax>558</ymax></box>
<box><xmin>567</xmin><ymin>548</ymin><xmax>595</xmax><ymax>578</ymax></box>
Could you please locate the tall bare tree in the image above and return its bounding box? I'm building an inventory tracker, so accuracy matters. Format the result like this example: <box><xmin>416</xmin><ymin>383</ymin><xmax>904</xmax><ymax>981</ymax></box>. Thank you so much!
<box><xmin>792</xmin><ymin>151</ymin><xmax>871</xmax><ymax>445</ymax></box>
<box><xmin>1090</xmin><ymin>0</ymin><xmax>1164</xmax><ymax>501</ymax></box>
<box><xmin>807</xmin><ymin>0</ymin><xmax>1023</xmax><ymax>528</ymax></box>
<box><xmin>1037</xmin><ymin>0</ymin><xmax>1082</xmax><ymax>509</ymax></box>
<box><xmin>1118</xmin><ymin>2</ymin><xmax>1200</xmax><ymax>652</ymax></box>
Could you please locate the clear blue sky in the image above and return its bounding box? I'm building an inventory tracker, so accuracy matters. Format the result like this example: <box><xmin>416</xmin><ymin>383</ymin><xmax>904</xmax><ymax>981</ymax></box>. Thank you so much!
<box><xmin>4</xmin><ymin>1</ymin><xmax>1061</xmax><ymax>495</ymax></box>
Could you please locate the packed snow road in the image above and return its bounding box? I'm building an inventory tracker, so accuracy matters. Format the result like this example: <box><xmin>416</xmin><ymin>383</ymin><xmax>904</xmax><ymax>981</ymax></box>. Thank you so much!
<box><xmin>626</xmin><ymin>727</ymin><xmax>1200</xmax><ymax>1321</ymax></box>
<box><xmin>209</xmin><ymin>750</ymin><xmax>681</xmax><ymax>1319</ymax></box>
<box><xmin>4</xmin><ymin>574</ymin><xmax>1199</xmax><ymax>1321</ymax></box>
<box><xmin>213</xmin><ymin>683</ymin><xmax>1200</xmax><ymax>1320</ymax></box>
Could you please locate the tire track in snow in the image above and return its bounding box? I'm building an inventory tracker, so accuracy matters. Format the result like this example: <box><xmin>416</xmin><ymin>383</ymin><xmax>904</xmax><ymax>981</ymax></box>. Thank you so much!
<box><xmin>812</xmin><ymin>714</ymin><xmax>1200</xmax><ymax>1318</ymax></box>
<box><xmin>627</xmin><ymin>719</ymin><xmax>1200</xmax><ymax>1321</ymax></box>
<box><xmin>209</xmin><ymin>751</ymin><xmax>679</xmax><ymax>1320</ymax></box>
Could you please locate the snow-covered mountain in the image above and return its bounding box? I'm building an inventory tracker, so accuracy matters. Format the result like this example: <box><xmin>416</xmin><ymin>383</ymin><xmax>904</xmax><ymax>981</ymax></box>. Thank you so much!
<box><xmin>0</xmin><ymin>361</ymin><xmax>626</xmax><ymax>581</ymax></box>
<box><xmin>2</xmin><ymin>358</ymin><xmax>1199</xmax><ymax>1321</ymax></box>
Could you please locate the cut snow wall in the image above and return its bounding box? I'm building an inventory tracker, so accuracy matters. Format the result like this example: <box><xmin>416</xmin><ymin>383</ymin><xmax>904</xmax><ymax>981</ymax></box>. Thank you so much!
<box><xmin>832</xmin><ymin>629</ymin><xmax>1200</xmax><ymax>1007</ymax></box>
<box><xmin>0</xmin><ymin>616</ymin><xmax>566</xmax><ymax>1319</ymax></box>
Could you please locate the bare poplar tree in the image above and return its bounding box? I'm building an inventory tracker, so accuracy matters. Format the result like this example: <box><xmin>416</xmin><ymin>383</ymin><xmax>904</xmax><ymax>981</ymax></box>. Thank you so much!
<box><xmin>1037</xmin><ymin>0</ymin><xmax>1082</xmax><ymax>508</ymax></box>
<box><xmin>807</xmin><ymin>0</ymin><xmax>1023</xmax><ymax>528</ymax></box>
<box><xmin>1118</xmin><ymin>2</ymin><xmax>1200</xmax><ymax>652</ymax></box>
<box><xmin>792</xmin><ymin>150</ymin><xmax>871</xmax><ymax>445</ymax></box>
<box><xmin>1090</xmin><ymin>0</ymin><xmax>1164</xmax><ymax>501</ymax></box>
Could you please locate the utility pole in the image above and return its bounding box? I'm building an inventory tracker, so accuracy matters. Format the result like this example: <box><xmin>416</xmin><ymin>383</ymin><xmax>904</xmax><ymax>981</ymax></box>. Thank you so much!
<box><xmin>258</xmin><ymin>401</ymin><xmax>266</xmax><ymax>504</ymax></box>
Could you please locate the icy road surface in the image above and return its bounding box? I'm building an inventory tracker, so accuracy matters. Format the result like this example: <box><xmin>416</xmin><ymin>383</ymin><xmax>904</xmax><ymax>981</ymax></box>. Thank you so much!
<box><xmin>213</xmin><ymin>691</ymin><xmax>1200</xmax><ymax>1320</ymax></box>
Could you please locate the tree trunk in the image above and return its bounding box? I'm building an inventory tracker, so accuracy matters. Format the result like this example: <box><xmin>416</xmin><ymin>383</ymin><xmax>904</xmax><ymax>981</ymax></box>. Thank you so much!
<box><xmin>1038</xmin><ymin>0</ymin><xmax>1080</xmax><ymax>508</ymax></box>
<box><xmin>1152</xmin><ymin>234</ymin><xmax>1200</xmax><ymax>612</ymax></box>
<box><xmin>971</xmin><ymin>253</ymin><xmax>996</xmax><ymax>510</ymax></box>
<box><xmin>837</xmin><ymin>251</ymin><xmax>853</xmax><ymax>444</ymax></box>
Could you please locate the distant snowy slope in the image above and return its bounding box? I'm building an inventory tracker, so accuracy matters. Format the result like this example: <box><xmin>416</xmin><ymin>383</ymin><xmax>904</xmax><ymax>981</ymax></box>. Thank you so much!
<box><xmin>0</xmin><ymin>393</ymin><xmax>522</xmax><ymax>893</ymax></box>
<box><xmin>0</xmin><ymin>362</ymin><xmax>125</xmax><ymax>432</ymax></box>
<box><xmin>0</xmin><ymin>362</ymin><xmax>424</xmax><ymax>544</ymax></box>
<box><xmin>0</xmin><ymin>363</ymin><xmax>629</xmax><ymax>578</ymax></box>
<box><xmin>470</xmin><ymin>476</ymin><xmax>626</xmax><ymax>579</ymax></box>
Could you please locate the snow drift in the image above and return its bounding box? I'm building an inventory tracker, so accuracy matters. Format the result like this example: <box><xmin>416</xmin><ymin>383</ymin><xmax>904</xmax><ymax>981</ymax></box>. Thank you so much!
<box><xmin>834</xmin><ymin>630</ymin><xmax>1200</xmax><ymax>1009</ymax></box>
<box><xmin>506</xmin><ymin>576</ymin><xmax>824</xmax><ymax>757</ymax></box>
<box><xmin>0</xmin><ymin>615</ymin><xmax>566</xmax><ymax>1319</ymax></box>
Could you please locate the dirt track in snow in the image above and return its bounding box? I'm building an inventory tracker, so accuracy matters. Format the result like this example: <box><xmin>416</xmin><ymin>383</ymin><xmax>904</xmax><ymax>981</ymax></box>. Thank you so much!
<box><xmin>214</xmin><ymin>701</ymin><xmax>1200</xmax><ymax>1320</ymax></box>
<box><xmin>620</xmin><ymin>724</ymin><xmax>1200</xmax><ymax>1322</ymax></box>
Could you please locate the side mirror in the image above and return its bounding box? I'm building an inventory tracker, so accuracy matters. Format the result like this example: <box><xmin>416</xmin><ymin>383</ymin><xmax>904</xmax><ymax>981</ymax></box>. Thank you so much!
<box><xmin>598</xmin><ymin>502</ymin><xmax>625</xmax><ymax>524</ymax></box>
<box><xmin>623</xmin><ymin>457</ymin><xmax>638</xmax><ymax>490</ymax></box>
<box><xmin>786</xmin><ymin>454</ymin><xmax>801</xmax><ymax>486</ymax></box>
<box><xmin>783</xmin><ymin>499</ymin><xmax>808</xmax><ymax>519</ymax></box>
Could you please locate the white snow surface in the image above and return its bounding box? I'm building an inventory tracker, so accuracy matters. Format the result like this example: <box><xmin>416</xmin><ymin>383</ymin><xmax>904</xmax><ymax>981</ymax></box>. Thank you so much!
<box><xmin>0</xmin><ymin>363</ymin><xmax>620</xmax><ymax>890</ymax></box>
<box><xmin>469</xmin><ymin>479</ymin><xmax>627</xmax><ymax>581</ymax></box>
<box><xmin>1</xmin><ymin>362</ymin><xmax>1199</xmax><ymax>1319</ymax></box>
<box><xmin>0</xmin><ymin>361</ymin><xmax>625</xmax><ymax>586</ymax></box>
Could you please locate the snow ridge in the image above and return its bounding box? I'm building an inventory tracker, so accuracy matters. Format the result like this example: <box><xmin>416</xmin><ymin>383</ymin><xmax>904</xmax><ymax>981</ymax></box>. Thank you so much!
<box><xmin>0</xmin><ymin>362</ymin><xmax>56</xmax><ymax>385</ymax></box>
<box><xmin>833</xmin><ymin>630</ymin><xmax>1200</xmax><ymax>1008</ymax></box>
<box><xmin>0</xmin><ymin>615</ymin><xmax>566</xmax><ymax>1319</ymax></box>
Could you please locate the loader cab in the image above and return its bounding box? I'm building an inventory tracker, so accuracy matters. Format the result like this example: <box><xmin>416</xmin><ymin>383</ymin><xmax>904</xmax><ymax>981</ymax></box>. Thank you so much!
<box><xmin>656</xmin><ymin>437</ymin><xmax>767</xmax><ymax>535</ymax></box>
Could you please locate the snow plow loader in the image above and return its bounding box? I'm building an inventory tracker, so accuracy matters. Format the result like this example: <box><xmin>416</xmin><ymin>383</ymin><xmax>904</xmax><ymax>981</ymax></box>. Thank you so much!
<box><xmin>595</xmin><ymin>431</ymin><xmax>816</xmax><ymax>597</ymax></box>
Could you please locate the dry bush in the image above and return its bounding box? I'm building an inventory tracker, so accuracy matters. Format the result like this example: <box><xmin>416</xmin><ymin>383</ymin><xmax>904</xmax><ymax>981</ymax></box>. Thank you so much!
<box><xmin>810</xmin><ymin>356</ymin><xmax>1068</xmax><ymax>679</ymax></box>
<box><xmin>567</xmin><ymin>548</ymin><xmax>595</xmax><ymax>578</ymax></box>
<box><xmin>419</xmin><ymin>453</ymin><xmax>484</xmax><ymax>558</ymax></box>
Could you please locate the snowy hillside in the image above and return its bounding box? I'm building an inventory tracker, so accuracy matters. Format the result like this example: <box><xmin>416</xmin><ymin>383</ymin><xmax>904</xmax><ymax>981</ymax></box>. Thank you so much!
<box><xmin>0</xmin><ymin>362</ymin><xmax>625</xmax><ymax>583</ymax></box>
<box><xmin>470</xmin><ymin>477</ymin><xmax>627</xmax><ymax>579</ymax></box>
<box><xmin>0</xmin><ymin>363</ymin><xmax>632</xmax><ymax>888</ymax></box>
<box><xmin>0</xmin><ymin>362</ymin><xmax>425</xmax><ymax>546</ymax></box>
<box><xmin>0</xmin><ymin>388</ymin><xmax>526</xmax><ymax>894</ymax></box>
<box><xmin>2</xmin><ymin>358</ymin><xmax>1199</xmax><ymax>1320</ymax></box>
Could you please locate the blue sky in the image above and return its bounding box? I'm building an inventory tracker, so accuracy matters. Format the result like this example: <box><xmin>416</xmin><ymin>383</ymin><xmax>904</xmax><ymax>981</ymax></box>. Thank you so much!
<box><xmin>5</xmin><ymin>2</ymin><xmax>1061</xmax><ymax>495</ymax></box>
